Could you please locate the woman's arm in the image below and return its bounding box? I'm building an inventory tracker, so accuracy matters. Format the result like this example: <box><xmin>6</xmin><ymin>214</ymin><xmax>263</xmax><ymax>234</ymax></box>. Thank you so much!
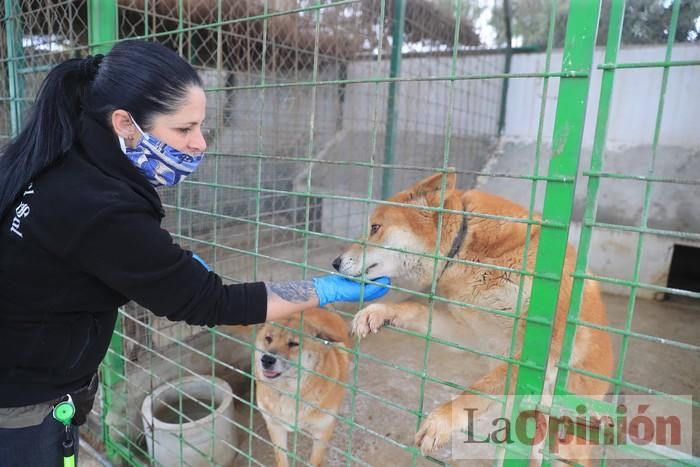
<box><xmin>68</xmin><ymin>205</ymin><xmax>388</xmax><ymax>327</ymax></box>
<box><xmin>264</xmin><ymin>276</ymin><xmax>391</xmax><ymax>322</ymax></box>
<box><xmin>265</xmin><ymin>281</ymin><xmax>320</xmax><ymax>321</ymax></box>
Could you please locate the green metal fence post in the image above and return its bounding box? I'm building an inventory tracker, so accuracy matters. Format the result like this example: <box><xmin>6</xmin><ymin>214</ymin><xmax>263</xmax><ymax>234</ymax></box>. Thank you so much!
<box><xmin>88</xmin><ymin>0</ymin><xmax>118</xmax><ymax>55</ymax></box>
<box><xmin>87</xmin><ymin>0</ymin><xmax>120</xmax><ymax>460</ymax></box>
<box><xmin>381</xmin><ymin>0</ymin><xmax>406</xmax><ymax>200</ymax></box>
<box><xmin>503</xmin><ymin>0</ymin><xmax>602</xmax><ymax>464</ymax></box>
<box><xmin>3</xmin><ymin>0</ymin><xmax>24</xmax><ymax>136</ymax></box>
<box><xmin>497</xmin><ymin>0</ymin><xmax>513</xmax><ymax>136</ymax></box>
<box><xmin>552</xmin><ymin>0</ymin><xmax>626</xmax><ymax>417</ymax></box>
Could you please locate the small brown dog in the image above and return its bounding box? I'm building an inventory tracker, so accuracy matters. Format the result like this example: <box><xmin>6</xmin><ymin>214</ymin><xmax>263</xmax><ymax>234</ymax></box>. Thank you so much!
<box><xmin>254</xmin><ymin>308</ymin><xmax>351</xmax><ymax>467</ymax></box>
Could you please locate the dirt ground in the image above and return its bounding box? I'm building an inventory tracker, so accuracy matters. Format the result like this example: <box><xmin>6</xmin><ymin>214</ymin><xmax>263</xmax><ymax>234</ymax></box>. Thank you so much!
<box><xmin>218</xmin><ymin>293</ymin><xmax>698</xmax><ymax>467</ymax></box>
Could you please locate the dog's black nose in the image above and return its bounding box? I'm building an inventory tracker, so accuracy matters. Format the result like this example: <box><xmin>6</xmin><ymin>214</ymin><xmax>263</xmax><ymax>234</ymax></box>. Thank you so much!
<box><xmin>261</xmin><ymin>354</ymin><xmax>276</xmax><ymax>369</ymax></box>
<box><xmin>332</xmin><ymin>256</ymin><xmax>342</xmax><ymax>272</ymax></box>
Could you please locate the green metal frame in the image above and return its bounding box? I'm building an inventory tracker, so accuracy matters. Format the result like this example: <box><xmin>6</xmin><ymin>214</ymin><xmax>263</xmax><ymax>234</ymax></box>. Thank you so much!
<box><xmin>497</xmin><ymin>0</ymin><xmax>513</xmax><ymax>136</ymax></box>
<box><xmin>503</xmin><ymin>1</ymin><xmax>603</xmax><ymax>463</ymax></box>
<box><xmin>87</xmin><ymin>0</ymin><xmax>123</xmax><ymax>461</ymax></box>
<box><xmin>3</xmin><ymin>0</ymin><xmax>23</xmax><ymax>136</ymax></box>
<box><xmin>381</xmin><ymin>0</ymin><xmax>406</xmax><ymax>200</ymax></box>
<box><xmin>550</xmin><ymin>0</ymin><xmax>700</xmax><ymax>464</ymax></box>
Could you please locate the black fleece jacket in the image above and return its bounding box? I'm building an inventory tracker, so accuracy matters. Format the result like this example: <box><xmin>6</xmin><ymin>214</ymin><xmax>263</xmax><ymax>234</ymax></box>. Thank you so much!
<box><xmin>0</xmin><ymin>115</ymin><xmax>267</xmax><ymax>407</ymax></box>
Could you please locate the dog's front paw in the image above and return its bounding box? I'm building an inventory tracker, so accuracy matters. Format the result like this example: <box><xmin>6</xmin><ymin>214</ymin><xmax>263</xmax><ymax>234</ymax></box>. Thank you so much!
<box><xmin>415</xmin><ymin>403</ymin><xmax>453</xmax><ymax>456</ymax></box>
<box><xmin>351</xmin><ymin>304</ymin><xmax>394</xmax><ymax>338</ymax></box>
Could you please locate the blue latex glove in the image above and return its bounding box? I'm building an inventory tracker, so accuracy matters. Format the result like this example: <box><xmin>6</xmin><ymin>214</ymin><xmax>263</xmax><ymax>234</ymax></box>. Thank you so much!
<box><xmin>312</xmin><ymin>276</ymin><xmax>391</xmax><ymax>307</ymax></box>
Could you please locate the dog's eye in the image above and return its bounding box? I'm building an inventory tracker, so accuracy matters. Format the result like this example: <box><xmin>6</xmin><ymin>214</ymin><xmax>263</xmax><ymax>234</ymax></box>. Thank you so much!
<box><xmin>265</xmin><ymin>336</ymin><xmax>272</xmax><ymax>344</ymax></box>
<box><xmin>288</xmin><ymin>341</ymin><xmax>299</xmax><ymax>348</ymax></box>
<box><xmin>370</xmin><ymin>224</ymin><xmax>381</xmax><ymax>236</ymax></box>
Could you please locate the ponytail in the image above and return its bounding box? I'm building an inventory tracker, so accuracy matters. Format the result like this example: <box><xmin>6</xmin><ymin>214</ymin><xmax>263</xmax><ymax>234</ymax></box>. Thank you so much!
<box><xmin>0</xmin><ymin>55</ymin><xmax>102</xmax><ymax>217</ymax></box>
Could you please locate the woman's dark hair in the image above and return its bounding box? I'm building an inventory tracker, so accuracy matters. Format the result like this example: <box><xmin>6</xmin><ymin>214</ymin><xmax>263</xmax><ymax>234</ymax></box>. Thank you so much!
<box><xmin>0</xmin><ymin>40</ymin><xmax>203</xmax><ymax>216</ymax></box>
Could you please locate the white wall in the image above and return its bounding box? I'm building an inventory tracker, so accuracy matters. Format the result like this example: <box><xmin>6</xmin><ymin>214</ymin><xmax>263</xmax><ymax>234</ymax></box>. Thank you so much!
<box><xmin>344</xmin><ymin>53</ymin><xmax>504</xmax><ymax>137</ymax></box>
<box><xmin>505</xmin><ymin>44</ymin><xmax>700</xmax><ymax>147</ymax></box>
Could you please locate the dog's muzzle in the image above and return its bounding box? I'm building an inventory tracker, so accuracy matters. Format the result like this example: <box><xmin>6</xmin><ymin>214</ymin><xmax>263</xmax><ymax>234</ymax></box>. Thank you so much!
<box><xmin>261</xmin><ymin>354</ymin><xmax>276</xmax><ymax>369</ymax></box>
<box><xmin>260</xmin><ymin>354</ymin><xmax>282</xmax><ymax>379</ymax></box>
<box><xmin>332</xmin><ymin>256</ymin><xmax>342</xmax><ymax>272</ymax></box>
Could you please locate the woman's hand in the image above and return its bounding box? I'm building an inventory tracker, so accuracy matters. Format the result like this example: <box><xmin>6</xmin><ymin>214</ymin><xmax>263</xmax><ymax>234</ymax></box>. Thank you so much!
<box><xmin>264</xmin><ymin>275</ymin><xmax>391</xmax><ymax>321</ymax></box>
<box><xmin>312</xmin><ymin>275</ymin><xmax>391</xmax><ymax>307</ymax></box>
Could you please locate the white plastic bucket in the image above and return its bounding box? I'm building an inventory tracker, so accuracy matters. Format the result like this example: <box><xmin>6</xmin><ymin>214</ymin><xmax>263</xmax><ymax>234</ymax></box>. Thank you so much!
<box><xmin>141</xmin><ymin>375</ymin><xmax>237</xmax><ymax>467</ymax></box>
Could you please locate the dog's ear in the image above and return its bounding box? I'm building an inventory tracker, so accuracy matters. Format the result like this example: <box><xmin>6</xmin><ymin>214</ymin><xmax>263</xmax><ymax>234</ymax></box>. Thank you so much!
<box><xmin>315</xmin><ymin>329</ymin><xmax>346</xmax><ymax>344</ymax></box>
<box><xmin>302</xmin><ymin>308</ymin><xmax>350</xmax><ymax>346</ymax></box>
<box><xmin>407</xmin><ymin>170</ymin><xmax>456</xmax><ymax>197</ymax></box>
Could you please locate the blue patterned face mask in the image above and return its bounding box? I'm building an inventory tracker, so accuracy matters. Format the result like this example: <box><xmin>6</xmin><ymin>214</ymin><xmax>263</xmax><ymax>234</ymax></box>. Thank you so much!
<box><xmin>118</xmin><ymin>115</ymin><xmax>204</xmax><ymax>187</ymax></box>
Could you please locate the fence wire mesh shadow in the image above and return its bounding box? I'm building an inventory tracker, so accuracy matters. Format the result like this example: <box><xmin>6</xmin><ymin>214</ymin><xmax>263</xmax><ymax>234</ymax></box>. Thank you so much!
<box><xmin>1</xmin><ymin>0</ymin><xmax>698</xmax><ymax>466</ymax></box>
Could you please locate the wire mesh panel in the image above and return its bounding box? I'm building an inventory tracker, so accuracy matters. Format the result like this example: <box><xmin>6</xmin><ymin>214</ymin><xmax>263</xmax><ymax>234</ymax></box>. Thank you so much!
<box><xmin>1</xmin><ymin>0</ymin><xmax>698</xmax><ymax>466</ymax></box>
<box><xmin>87</xmin><ymin>1</ymin><xmax>520</xmax><ymax>465</ymax></box>
<box><xmin>547</xmin><ymin>0</ymin><xmax>699</xmax><ymax>463</ymax></box>
<box><xmin>0</xmin><ymin>0</ymin><xmax>89</xmax><ymax>141</ymax></box>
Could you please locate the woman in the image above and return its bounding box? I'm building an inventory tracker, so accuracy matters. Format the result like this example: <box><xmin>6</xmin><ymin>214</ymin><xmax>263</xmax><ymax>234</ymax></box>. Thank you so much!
<box><xmin>0</xmin><ymin>40</ymin><xmax>389</xmax><ymax>465</ymax></box>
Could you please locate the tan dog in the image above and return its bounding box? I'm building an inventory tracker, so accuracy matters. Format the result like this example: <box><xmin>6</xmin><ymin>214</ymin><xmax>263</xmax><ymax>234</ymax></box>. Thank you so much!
<box><xmin>254</xmin><ymin>308</ymin><xmax>351</xmax><ymax>467</ymax></box>
<box><xmin>333</xmin><ymin>172</ymin><xmax>614</xmax><ymax>464</ymax></box>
